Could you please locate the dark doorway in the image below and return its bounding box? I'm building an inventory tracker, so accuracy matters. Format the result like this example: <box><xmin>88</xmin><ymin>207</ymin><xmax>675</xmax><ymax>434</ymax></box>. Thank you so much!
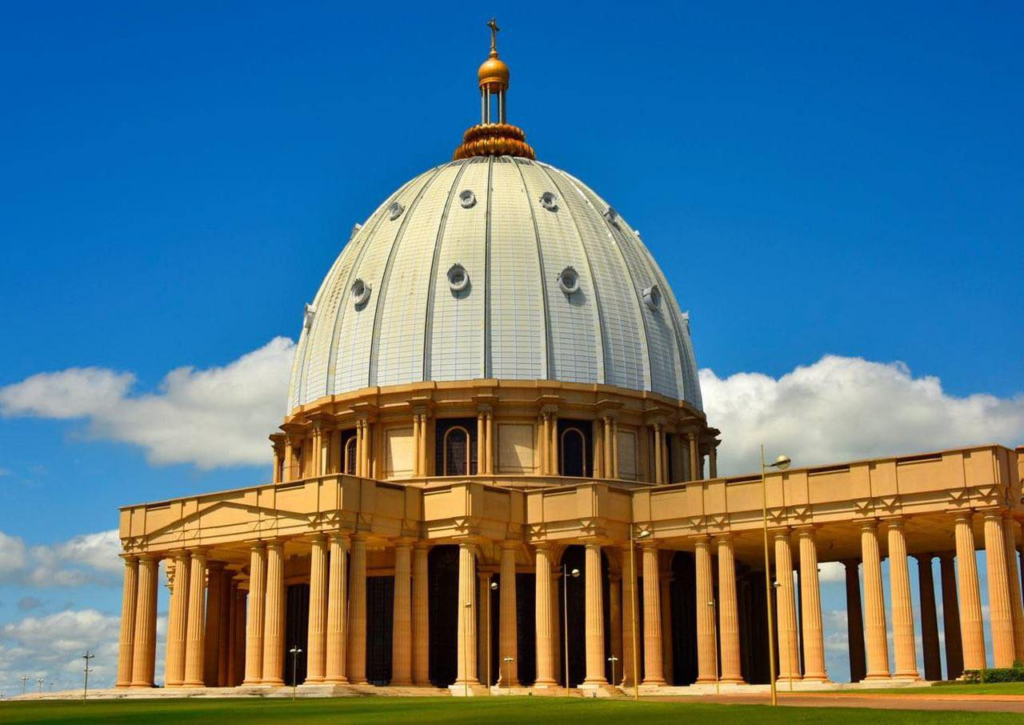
<box><xmin>366</xmin><ymin>576</ymin><xmax>394</xmax><ymax>685</ymax></box>
<box><xmin>670</xmin><ymin>552</ymin><xmax>698</xmax><ymax>685</ymax></box>
<box><xmin>516</xmin><ymin>573</ymin><xmax>537</xmax><ymax>685</ymax></box>
<box><xmin>284</xmin><ymin>583</ymin><xmax>310</xmax><ymax>686</ymax></box>
<box><xmin>428</xmin><ymin>545</ymin><xmax>459</xmax><ymax>686</ymax></box>
<box><xmin>558</xmin><ymin>545</ymin><xmax>611</xmax><ymax>686</ymax></box>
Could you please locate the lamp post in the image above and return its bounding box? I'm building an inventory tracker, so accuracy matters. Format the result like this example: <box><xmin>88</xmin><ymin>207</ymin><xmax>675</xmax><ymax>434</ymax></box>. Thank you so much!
<box><xmin>21</xmin><ymin>676</ymin><xmax>27</xmax><ymax>696</ymax></box>
<box><xmin>607</xmin><ymin>655</ymin><xmax>619</xmax><ymax>689</ymax></box>
<box><xmin>37</xmin><ymin>678</ymin><xmax>44</xmax><ymax>694</ymax></box>
<box><xmin>503</xmin><ymin>656</ymin><xmax>514</xmax><ymax>694</ymax></box>
<box><xmin>629</xmin><ymin>526</ymin><xmax>651</xmax><ymax>701</ymax></box>
<box><xmin>462</xmin><ymin>601</ymin><xmax>472</xmax><ymax>697</ymax></box>
<box><xmin>289</xmin><ymin>646</ymin><xmax>303</xmax><ymax>700</ymax></box>
<box><xmin>81</xmin><ymin>650</ymin><xmax>94</xmax><ymax>701</ymax></box>
<box><xmin>708</xmin><ymin>600</ymin><xmax>719</xmax><ymax>695</ymax></box>
<box><xmin>761</xmin><ymin>445</ymin><xmax>791</xmax><ymax>707</ymax></box>
<box><xmin>562</xmin><ymin>564</ymin><xmax>580</xmax><ymax>695</ymax></box>
<box><xmin>485</xmin><ymin>577</ymin><xmax>497</xmax><ymax>691</ymax></box>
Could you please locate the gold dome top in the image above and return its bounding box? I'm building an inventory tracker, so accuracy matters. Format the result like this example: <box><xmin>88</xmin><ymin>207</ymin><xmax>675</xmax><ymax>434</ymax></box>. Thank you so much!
<box><xmin>478</xmin><ymin>54</ymin><xmax>510</xmax><ymax>91</ymax></box>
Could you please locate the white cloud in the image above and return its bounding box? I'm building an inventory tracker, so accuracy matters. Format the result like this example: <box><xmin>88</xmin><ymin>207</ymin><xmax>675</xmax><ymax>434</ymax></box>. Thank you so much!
<box><xmin>0</xmin><ymin>337</ymin><xmax>295</xmax><ymax>470</ymax></box>
<box><xmin>701</xmin><ymin>355</ymin><xmax>1024</xmax><ymax>476</ymax></box>
<box><xmin>819</xmin><ymin>561</ymin><xmax>847</xmax><ymax>583</ymax></box>
<box><xmin>0</xmin><ymin>529</ymin><xmax>121</xmax><ymax>588</ymax></box>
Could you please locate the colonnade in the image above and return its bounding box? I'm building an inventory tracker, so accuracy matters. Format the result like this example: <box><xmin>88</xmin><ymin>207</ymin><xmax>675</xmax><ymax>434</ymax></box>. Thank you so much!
<box><xmin>116</xmin><ymin>511</ymin><xmax>1024</xmax><ymax>691</ymax></box>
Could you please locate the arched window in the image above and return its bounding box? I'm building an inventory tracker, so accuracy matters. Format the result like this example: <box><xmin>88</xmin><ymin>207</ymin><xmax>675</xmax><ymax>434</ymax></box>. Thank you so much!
<box><xmin>560</xmin><ymin>427</ymin><xmax>587</xmax><ymax>477</ymax></box>
<box><xmin>345</xmin><ymin>436</ymin><xmax>358</xmax><ymax>475</ymax></box>
<box><xmin>443</xmin><ymin>426</ymin><xmax>471</xmax><ymax>476</ymax></box>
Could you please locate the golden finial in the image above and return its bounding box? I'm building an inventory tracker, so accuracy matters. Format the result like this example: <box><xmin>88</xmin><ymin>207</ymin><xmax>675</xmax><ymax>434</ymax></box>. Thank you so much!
<box><xmin>454</xmin><ymin>19</ymin><xmax>535</xmax><ymax>161</ymax></box>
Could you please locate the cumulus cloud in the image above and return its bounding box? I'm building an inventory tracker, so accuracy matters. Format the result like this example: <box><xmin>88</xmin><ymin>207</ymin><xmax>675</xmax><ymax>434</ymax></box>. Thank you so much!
<box><xmin>0</xmin><ymin>337</ymin><xmax>295</xmax><ymax>469</ymax></box>
<box><xmin>701</xmin><ymin>355</ymin><xmax>1024</xmax><ymax>476</ymax></box>
<box><xmin>0</xmin><ymin>530</ymin><xmax>121</xmax><ymax>588</ymax></box>
<box><xmin>818</xmin><ymin>561</ymin><xmax>847</xmax><ymax>584</ymax></box>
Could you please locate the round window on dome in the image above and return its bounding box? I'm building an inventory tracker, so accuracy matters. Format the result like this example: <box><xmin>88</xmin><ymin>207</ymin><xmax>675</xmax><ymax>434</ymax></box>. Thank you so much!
<box><xmin>539</xmin><ymin>191</ymin><xmax>559</xmax><ymax>211</ymax></box>
<box><xmin>351</xmin><ymin>278</ymin><xmax>372</xmax><ymax>307</ymax></box>
<box><xmin>558</xmin><ymin>266</ymin><xmax>580</xmax><ymax>295</ymax></box>
<box><xmin>388</xmin><ymin>202</ymin><xmax>404</xmax><ymax>220</ymax></box>
<box><xmin>447</xmin><ymin>263</ymin><xmax>470</xmax><ymax>293</ymax></box>
<box><xmin>459</xmin><ymin>190</ymin><xmax>477</xmax><ymax>209</ymax></box>
<box><xmin>642</xmin><ymin>284</ymin><xmax>662</xmax><ymax>311</ymax></box>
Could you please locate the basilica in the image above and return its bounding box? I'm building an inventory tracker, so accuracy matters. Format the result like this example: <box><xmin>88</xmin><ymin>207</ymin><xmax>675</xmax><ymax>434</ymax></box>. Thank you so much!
<box><xmin>115</xmin><ymin>24</ymin><xmax>1024</xmax><ymax>695</ymax></box>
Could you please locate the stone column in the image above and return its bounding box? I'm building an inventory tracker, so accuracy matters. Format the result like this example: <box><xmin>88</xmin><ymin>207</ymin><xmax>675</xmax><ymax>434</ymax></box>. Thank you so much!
<box><xmin>226</xmin><ymin>579</ymin><xmax>238</xmax><ymax>686</ymax></box>
<box><xmin>709</xmin><ymin>446</ymin><xmax>718</xmax><ymax>478</ymax></box>
<box><xmin>549</xmin><ymin>413</ymin><xmax>559</xmax><ymax>474</ymax></box>
<box><xmin>498</xmin><ymin>542</ymin><xmax>519</xmax><ymax>686</ymax></box>
<box><xmin>695</xmin><ymin>538</ymin><xmax>718</xmax><ymax>683</ymax></box>
<box><xmin>477</xmin><ymin>414</ymin><xmax>486</xmax><ymax>475</ymax></box>
<box><xmin>621</xmin><ymin>543</ymin><xmax>638</xmax><ymax>687</ymax></box>
<box><xmin>887</xmin><ymin>519</ymin><xmax>919</xmax><ymax>679</ymax></box>
<box><xmin>243</xmin><ymin>544</ymin><xmax>267</xmax><ymax>685</ymax></box>
<box><xmin>324</xmin><ymin>534</ymin><xmax>349</xmax><ymax>684</ymax></box>
<box><xmin>485</xmin><ymin>413</ymin><xmax>494</xmax><ymax>474</ymax></box>
<box><xmin>283</xmin><ymin>438</ymin><xmax>295</xmax><ymax>482</ymax></box>
<box><xmin>611</xmin><ymin>419</ymin><xmax>619</xmax><ymax>479</ymax></box>
<box><xmin>774</xmin><ymin>531</ymin><xmax>801</xmax><ymax>683</ymax></box>
<box><xmin>861</xmin><ymin>522</ymin><xmax>890</xmax><ymax>679</ymax></box>
<box><xmin>116</xmin><ymin>556</ymin><xmax>139</xmax><ymax>688</ymax></box>
<box><xmin>797</xmin><ymin>528</ymin><xmax>827</xmax><ymax>682</ymax></box>
<box><xmin>161</xmin><ymin>554</ymin><xmax>185</xmax><ymax>686</ymax></box>
<box><xmin>233</xmin><ymin>588</ymin><xmax>247</xmax><ymax>686</ymax></box>
<box><xmin>412</xmin><ymin>414</ymin><xmax>422</xmax><ymax>477</ymax></box>
<box><xmin>539</xmin><ymin>415</ymin><xmax>549</xmax><ymax>475</ymax></box>
<box><xmin>456</xmin><ymin>543</ymin><xmax>479</xmax><ymax>686</ymax></box>
<box><xmin>939</xmin><ymin>553</ymin><xmax>964</xmax><ymax>679</ymax></box>
<box><xmin>659</xmin><ymin>566</ymin><xmax>674</xmax><ymax>684</ymax></box>
<box><xmin>583</xmin><ymin>542</ymin><xmax>607</xmax><ymax>686</ymax></box>
<box><xmin>218</xmin><ymin>569</ymin><xmax>232</xmax><ymax>686</ymax></box>
<box><xmin>204</xmin><ymin>561</ymin><xmax>225</xmax><ymax>686</ymax></box>
<box><xmin>477</xmin><ymin>573</ymin><xmax>491</xmax><ymax>685</ymax></box>
<box><xmin>306</xmin><ymin>535</ymin><xmax>329</xmax><ymax>683</ymax></box>
<box><xmin>689</xmin><ymin>432</ymin><xmax>701</xmax><ymax>481</ymax></box>
<box><xmin>412</xmin><ymin>543</ymin><xmax>430</xmax><ymax>685</ymax></box>
<box><xmin>551</xmin><ymin>566</ymin><xmax>562</xmax><ymax>684</ymax></box>
<box><xmin>183</xmin><ymin>551</ymin><xmax>208</xmax><ymax>687</ymax></box>
<box><xmin>534</xmin><ymin>545</ymin><xmax>557</xmax><ymax>687</ymax></box>
<box><xmin>916</xmin><ymin>555</ymin><xmax>942</xmax><ymax>681</ymax></box>
<box><xmin>1004</xmin><ymin>518</ymin><xmax>1024</xmax><ymax>662</ymax></box>
<box><xmin>955</xmin><ymin>514</ymin><xmax>986</xmax><ymax>670</ymax></box>
<box><xmin>348</xmin><ymin>535</ymin><xmax>368</xmax><ymax>684</ymax></box>
<box><xmin>717</xmin><ymin>536</ymin><xmax>743</xmax><ymax>683</ymax></box>
<box><xmin>639</xmin><ymin>543</ymin><xmax>666</xmax><ymax>685</ymax></box>
<box><xmin>262</xmin><ymin>542</ymin><xmax>286</xmax><ymax>686</ymax></box>
<box><xmin>983</xmin><ymin>512</ymin><xmax>1015</xmax><ymax>667</ymax></box>
<box><xmin>609</xmin><ymin>571</ymin><xmax>623</xmax><ymax>685</ymax></box>
<box><xmin>392</xmin><ymin>540</ymin><xmax>413</xmax><ymax>685</ymax></box>
<box><xmin>130</xmin><ymin>555</ymin><xmax>159</xmax><ymax>688</ymax></box>
<box><xmin>844</xmin><ymin>560</ymin><xmax>866</xmax><ymax>682</ymax></box>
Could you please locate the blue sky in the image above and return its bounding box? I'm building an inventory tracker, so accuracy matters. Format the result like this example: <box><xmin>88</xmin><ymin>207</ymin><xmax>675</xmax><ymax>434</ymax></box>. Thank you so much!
<box><xmin>0</xmin><ymin>2</ymin><xmax>1022</xmax><ymax>691</ymax></box>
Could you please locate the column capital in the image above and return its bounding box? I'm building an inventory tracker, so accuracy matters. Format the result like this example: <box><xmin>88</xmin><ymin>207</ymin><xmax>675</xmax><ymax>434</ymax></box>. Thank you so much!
<box><xmin>394</xmin><ymin>537</ymin><xmax>416</xmax><ymax>549</ymax></box>
<box><xmin>953</xmin><ymin>510</ymin><xmax>974</xmax><ymax>523</ymax></box>
<box><xmin>329</xmin><ymin>532</ymin><xmax>350</xmax><ymax>549</ymax></box>
<box><xmin>310</xmin><ymin>533</ymin><xmax>328</xmax><ymax>544</ymax></box>
<box><xmin>265</xmin><ymin>539</ymin><xmax>285</xmax><ymax>551</ymax></box>
<box><xmin>248</xmin><ymin>541</ymin><xmax>267</xmax><ymax>552</ymax></box>
<box><xmin>138</xmin><ymin>553</ymin><xmax>162</xmax><ymax>564</ymax></box>
<box><xmin>771</xmin><ymin>527</ymin><xmax>793</xmax><ymax>540</ymax></box>
<box><xmin>207</xmin><ymin>560</ymin><xmax>226</xmax><ymax>571</ymax></box>
<box><xmin>120</xmin><ymin>553</ymin><xmax>140</xmax><ymax>563</ymax></box>
<box><xmin>858</xmin><ymin>519</ymin><xmax>880</xmax><ymax>532</ymax></box>
<box><xmin>882</xmin><ymin>516</ymin><xmax>906</xmax><ymax>528</ymax></box>
<box><xmin>500</xmin><ymin>539</ymin><xmax>519</xmax><ymax>551</ymax></box>
<box><xmin>712</xmin><ymin>532</ymin><xmax>734</xmax><ymax>543</ymax></box>
<box><xmin>794</xmin><ymin>524</ymin><xmax>819</xmax><ymax>536</ymax></box>
<box><xmin>350</xmin><ymin>532</ymin><xmax>369</xmax><ymax>543</ymax></box>
<box><xmin>413</xmin><ymin>539</ymin><xmax>432</xmax><ymax>551</ymax></box>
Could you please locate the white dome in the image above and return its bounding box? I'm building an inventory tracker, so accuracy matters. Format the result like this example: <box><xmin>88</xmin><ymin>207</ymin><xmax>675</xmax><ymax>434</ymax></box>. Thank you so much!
<box><xmin>287</xmin><ymin>156</ymin><xmax>702</xmax><ymax>411</ymax></box>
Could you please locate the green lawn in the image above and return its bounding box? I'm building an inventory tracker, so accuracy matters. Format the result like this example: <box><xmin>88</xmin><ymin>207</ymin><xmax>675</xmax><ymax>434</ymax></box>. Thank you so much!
<box><xmin>1</xmin><ymin>697</ymin><xmax>1021</xmax><ymax>725</ymax></box>
<box><xmin>849</xmin><ymin>682</ymin><xmax>1024</xmax><ymax>696</ymax></box>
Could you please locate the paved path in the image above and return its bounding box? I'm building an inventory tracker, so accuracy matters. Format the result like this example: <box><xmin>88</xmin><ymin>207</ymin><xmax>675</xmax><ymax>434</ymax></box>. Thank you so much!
<box><xmin>667</xmin><ymin>692</ymin><xmax>1024</xmax><ymax>714</ymax></box>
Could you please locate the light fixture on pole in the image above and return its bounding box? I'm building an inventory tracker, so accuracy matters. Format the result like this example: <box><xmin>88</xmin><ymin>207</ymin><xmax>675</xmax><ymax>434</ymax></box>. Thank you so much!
<box><xmin>629</xmin><ymin>526</ymin><xmax>651</xmax><ymax>701</ymax></box>
<box><xmin>81</xmin><ymin>650</ymin><xmax>95</xmax><ymax>701</ymax></box>
<box><xmin>607</xmin><ymin>655</ymin><xmax>619</xmax><ymax>689</ymax></box>
<box><xmin>21</xmin><ymin>676</ymin><xmax>28</xmax><ymax>696</ymax></box>
<box><xmin>761</xmin><ymin>445</ymin><xmax>791</xmax><ymax>707</ymax></box>
<box><xmin>562</xmin><ymin>564</ymin><xmax>580</xmax><ymax>696</ymax></box>
<box><xmin>37</xmin><ymin>678</ymin><xmax>44</xmax><ymax>693</ymax></box>
<box><xmin>488</xmin><ymin>577</ymin><xmax>497</xmax><ymax>691</ymax></box>
<box><xmin>289</xmin><ymin>646</ymin><xmax>303</xmax><ymax>700</ymax></box>
<box><xmin>503</xmin><ymin>656</ymin><xmax>514</xmax><ymax>694</ymax></box>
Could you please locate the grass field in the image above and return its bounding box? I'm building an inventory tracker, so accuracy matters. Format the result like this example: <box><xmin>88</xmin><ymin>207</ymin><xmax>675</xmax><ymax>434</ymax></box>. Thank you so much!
<box><xmin>849</xmin><ymin>683</ymin><xmax>1024</xmax><ymax>696</ymax></box>
<box><xmin>2</xmin><ymin>697</ymin><xmax>1022</xmax><ymax>725</ymax></box>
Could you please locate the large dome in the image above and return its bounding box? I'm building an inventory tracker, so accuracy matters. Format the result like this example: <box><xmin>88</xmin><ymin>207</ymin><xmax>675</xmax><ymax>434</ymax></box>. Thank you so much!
<box><xmin>287</xmin><ymin>155</ymin><xmax>702</xmax><ymax>412</ymax></box>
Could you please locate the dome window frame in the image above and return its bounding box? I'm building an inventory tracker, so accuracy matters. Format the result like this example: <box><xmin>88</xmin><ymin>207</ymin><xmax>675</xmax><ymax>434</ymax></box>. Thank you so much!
<box><xmin>447</xmin><ymin>263</ymin><xmax>470</xmax><ymax>293</ymax></box>
<box><xmin>558</xmin><ymin>266</ymin><xmax>580</xmax><ymax>296</ymax></box>
<box><xmin>539</xmin><ymin>191</ymin><xmax>559</xmax><ymax>211</ymax></box>
<box><xmin>642</xmin><ymin>284</ymin><xmax>662</xmax><ymax>311</ymax></box>
<box><xmin>350</xmin><ymin>278</ymin><xmax>372</xmax><ymax>308</ymax></box>
<box><xmin>459</xmin><ymin>190</ymin><xmax>477</xmax><ymax>209</ymax></box>
<box><xmin>388</xmin><ymin>201</ymin><xmax>405</xmax><ymax>220</ymax></box>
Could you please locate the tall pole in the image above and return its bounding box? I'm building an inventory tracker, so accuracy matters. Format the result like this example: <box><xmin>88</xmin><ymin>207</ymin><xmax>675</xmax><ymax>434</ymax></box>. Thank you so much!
<box><xmin>21</xmin><ymin>676</ymin><xmax>28</xmax><ymax>695</ymax></box>
<box><xmin>761</xmin><ymin>445</ymin><xmax>778</xmax><ymax>707</ymax></box>
<box><xmin>82</xmin><ymin>650</ymin><xmax>95</xmax><ymax>701</ymax></box>
<box><xmin>629</xmin><ymin>529</ymin><xmax>642</xmax><ymax>701</ymax></box>
<box><xmin>462</xmin><ymin>601</ymin><xmax>471</xmax><ymax>696</ymax></box>
<box><xmin>563</xmin><ymin>564</ymin><xmax>571</xmax><ymax>695</ymax></box>
<box><xmin>289</xmin><ymin>646</ymin><xmax>302</xmax><ymax>700</ymax></box>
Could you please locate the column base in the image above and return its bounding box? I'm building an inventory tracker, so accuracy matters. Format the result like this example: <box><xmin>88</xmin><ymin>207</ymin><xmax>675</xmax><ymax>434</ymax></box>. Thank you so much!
<box><xmin>720</xmin><ymin>677</ymin><xmax>746</xmax><ymax>684</ymax></box>
<box><xmin>864</xmin><ymin>673</ymin><xmax>892</xmax><ymax>681</ymax></box>
<box><xmin>532</xmin><ymin>679</ymin><xmax>558</xmax><ymax>689</ymax></box>
<box><xmin>802</xmin><ymin>675</ymin><xmax>829</xmax><ymax>683</ymax></box>
<box><xmin>449</xmin><ymin>681</ymin><xmax>487</xmax><ymax>697</ymax></box>
<box><xmin>261</xmin><ymin>678</ymin><xmax>284</xmax><ymax>686</ymax></box>
<box><xmin>390</xmin><ymin>679</ymin><xmax>413</xmax><ymax>686</ymax></box>
<box><xmin>323</xmin><ymin>677</ymin><xmax>349</xmax><ymax>685</ymax></box>
<box><xmin>643</xmin><ymin>677</ymin><xmax>667</xmax><ymax>686</ymax></box>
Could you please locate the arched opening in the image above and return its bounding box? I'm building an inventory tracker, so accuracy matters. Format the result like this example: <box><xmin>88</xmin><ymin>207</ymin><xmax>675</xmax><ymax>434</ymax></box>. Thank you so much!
<box><xmin>435</xmin><ymin>418</ymin><xmax>478</xmax><ymax>477</ymax></box>
<box><xmin>558</xmin><ymin>545</ymin><xmax>611</xmax><ymax>686</ymax></box>
<box><xmin>428</xmin><ymin>545</ymin><xmax>460</xmax><ymax>686</ymax></box>
<box><xmin>344</xmin><ymin>435</ymin><xmax>358</xmax><ymax>475</ymax></box>
<box><xmin>557</xmin><ymin>420</ymin><xmax>592</xmax><ymax>477</ymax></box>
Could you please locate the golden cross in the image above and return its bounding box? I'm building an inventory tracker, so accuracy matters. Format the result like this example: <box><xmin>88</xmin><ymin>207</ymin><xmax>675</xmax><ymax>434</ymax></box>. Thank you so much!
<box><xmin>487</xmin><ymin>18</ymin><xmax>500</xmax><ymax>55</ymax></box>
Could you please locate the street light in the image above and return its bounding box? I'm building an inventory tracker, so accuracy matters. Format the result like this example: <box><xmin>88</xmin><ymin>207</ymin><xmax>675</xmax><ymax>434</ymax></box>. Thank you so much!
<box><xmin>562</xmin><ymin>565</ymin><xmax>580</xmax><ymax>696</ymax></box>
<box><xmin>708</xmin><ymin>600</ymin><xmax>719</xmax><ymax>695</ymax></box>
<box><xmin>21</xmin><ymin>676</ymin><xmax>28</xmax><ymax>696</ymax></box>
<box><xmin>629</xmin><ymin>526</ymin><xmax>651</xmax><ymax>701</ymax></box>
<box><xmin>487</xmin><ymin>577</ymin><xmax>498</xmax><ymax>691</ymax></box>
<box><xmin>607</xmin><ymin>655</ymin><xmax>619</xmax><ymax>689</ymax></box>
<box><xmin>37</xmin><ymin>678</ymin><xmax>44</xmax><ymax>694</ymax></box>
<box><xmin>503</xmin><ymin>656</ymin><xmax>515</xmax><ymax>694</ymax></box>
<box><xmin>761</xmin><ymin>445</ymin><xmax>791</xmax><ymax>707</ymax></box>
<box><xmin>289</xmin><ymin>646</ymin><xmax>303</xmax><ymax>700</ymax></box>
<box><xmin>81</xmin><ymin>650</ymin><xmax>95</xmax><ymax>701</ymax></box>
